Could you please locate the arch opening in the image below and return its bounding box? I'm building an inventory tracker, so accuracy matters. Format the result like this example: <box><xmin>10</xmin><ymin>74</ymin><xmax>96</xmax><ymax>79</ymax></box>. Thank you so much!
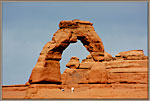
<box><xmin>60</xmin><ymin>40</ymin><xmax>90</xmax><ymax>74</ymax></box>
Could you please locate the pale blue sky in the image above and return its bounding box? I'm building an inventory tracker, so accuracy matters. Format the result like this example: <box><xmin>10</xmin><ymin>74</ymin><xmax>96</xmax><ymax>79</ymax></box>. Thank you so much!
<box><xmin>2</xmin><ymin>2</ymin><xmax>148</xmax><ymax>85</ymax></box>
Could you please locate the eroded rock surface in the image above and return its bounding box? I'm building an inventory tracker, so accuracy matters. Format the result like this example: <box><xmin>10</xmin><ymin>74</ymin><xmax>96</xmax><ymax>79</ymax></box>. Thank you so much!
<box><xmin>66</xmin><ymin>56</ymin><xmax>80</xmax><ymax>69</ymax></box>
<box><xmin>61</xmin><ymin>50</ymin><xmax>148</xmax><ymax>85</ymax></box>
<box><xmin>2</xmin><ymin>84</ymin><xmax>148</xmax><ymax>99</ymax></box>
<box><xmin>29</xmin><ymin>19</ymin><xmax>105</xmax><ymax>84</ymax></box>
<box><xmin>115</xmin><ymin>50</ymin><xmax>147</xmax><ymax>60</ymax></box>
<box><xmin>104</xmin><ymin>51</ymin><xmax>113</xmax><ymax>61</ymax></box>
<box><xmin>88</xmin><ymin>62</ymin><xmax>108</xmax><ymax>84</ymax></box>
<box><xmin>79</xmin><ymin>54</ymin><xmax>95</xmax><ymax>69</ymax></box>
<box><xmin>61</xmin><ymin>69</ymin><xmax>89</xmax><ymax>85</ymax></box>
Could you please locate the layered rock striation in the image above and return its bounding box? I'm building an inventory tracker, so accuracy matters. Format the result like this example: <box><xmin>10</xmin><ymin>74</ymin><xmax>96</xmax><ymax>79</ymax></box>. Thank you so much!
<box><xmin>61</xmin><ymin>50</ymin><xmax>148</xmax><ymax>85</ymax></box>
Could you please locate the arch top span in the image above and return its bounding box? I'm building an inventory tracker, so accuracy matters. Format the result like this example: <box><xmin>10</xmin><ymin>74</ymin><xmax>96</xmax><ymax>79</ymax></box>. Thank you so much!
<box><xmin>50</xmin><ymin>19</ymin><xmax>104</xmax><ymax>61</ymax></box>
<box><xmin>28</xmin><ymin>19</ymin><xmax>104</xmax><ymax>84</ymax></box>
<box><xmin>59</xmin><ymin>19</ymin><xmax>93</xmax><ymax>29</ymax></box>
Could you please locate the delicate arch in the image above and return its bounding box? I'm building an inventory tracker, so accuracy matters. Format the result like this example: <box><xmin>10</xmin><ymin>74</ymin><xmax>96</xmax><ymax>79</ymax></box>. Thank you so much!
<box><xmin>29</xmin><ymin>19</ymin><xmax>104</xmax><ymax>84</ymax></box>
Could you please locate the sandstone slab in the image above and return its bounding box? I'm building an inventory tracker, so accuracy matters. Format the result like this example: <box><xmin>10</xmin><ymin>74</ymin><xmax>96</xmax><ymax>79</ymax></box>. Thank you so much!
<box><xmin>61</xmin><ymin>69</ymin><xmax>89</xmax><ymax>85</ymax></box>
<box><xmin>108</xmin><ymin>72</ymin><xmax>148</xmax><ymax>84</ymax></box>
<box><xmin>88</xmin><ymin>62</ymin><xmax>108</xmax><ymax>84</ymax></box>
<box><xmin>115</xmin><ymin>50</ymin><xmax>147</xmax><ymax>60</ymax></box>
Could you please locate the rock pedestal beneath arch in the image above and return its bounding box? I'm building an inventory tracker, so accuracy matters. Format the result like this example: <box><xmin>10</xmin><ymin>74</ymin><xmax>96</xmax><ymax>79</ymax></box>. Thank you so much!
<box><xmin>28</xmin><ymin>19</ymin><xmax>105</xmax><ymax>84</ymax></box>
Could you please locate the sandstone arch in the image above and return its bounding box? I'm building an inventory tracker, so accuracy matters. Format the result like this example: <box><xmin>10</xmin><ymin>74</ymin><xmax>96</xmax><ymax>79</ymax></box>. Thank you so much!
<box><xmin>28</xmin><ymin>19</ymin><xmax>104</xmax><ymax>84</ymax></box>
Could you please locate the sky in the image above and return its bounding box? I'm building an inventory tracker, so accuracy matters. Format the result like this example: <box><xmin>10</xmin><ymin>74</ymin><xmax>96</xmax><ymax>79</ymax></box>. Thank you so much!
<box><xmin>2</xmin><ymin>2</ymin><xmax>148</xmax><ymax>85</ymax></box>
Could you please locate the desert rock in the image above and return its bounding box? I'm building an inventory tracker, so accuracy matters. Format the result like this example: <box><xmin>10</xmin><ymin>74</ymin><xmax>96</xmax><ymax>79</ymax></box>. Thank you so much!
<box><xmin>28</xmin><ymin>19</ymin><xmax>105</xmax><ymax>84</ymax></box>
<box><xmin>104</xmin><ymin>51</ymin><xmax>113</xmax><ymax>61</ymax></box>
<box><xmin>79</xmin><ymin>54</ymin><xmax>95</xmax><ymax>69</ymax></box>
<box><xmin>115</xmin><ymin>50</ymin><xmax>147</xmax><ymax>60</ymax></box>
<box><xmin>88</xmin><ymin>62</ymin><xmax>108</xmax><ymax>83</ymax></box>
<box><xmin>66</xmin><ymin>56</ymin><xmax>80</xmax><ymax>69</ymax></box>
<box><xmin>61</xmin><ymin>69</ymin><xmax>89</xmax><ymax>85</ymax></box>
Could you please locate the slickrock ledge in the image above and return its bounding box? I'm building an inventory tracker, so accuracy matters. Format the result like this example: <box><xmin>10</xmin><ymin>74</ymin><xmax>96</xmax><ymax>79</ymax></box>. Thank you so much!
<box><xmin>2</xmin><ymin>83</ymin><xmax>148</xmax><ymax>99</ymax></box>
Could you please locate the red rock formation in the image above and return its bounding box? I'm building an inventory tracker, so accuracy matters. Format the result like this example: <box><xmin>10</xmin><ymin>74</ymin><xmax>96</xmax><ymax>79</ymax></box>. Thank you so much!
<box><xmin>61</xmin><ymin>50</ymin><xmax>148</xmax><ymax>85</ymax></box>
<box><xmin>2</xmin><ymin>83</ymin><xmax>148</xmax><ymax>99</ymax></box>
<box><xmin>61</xmin><ymin>69</ymin><xmax>89</xmax><ymax>85</ymax></box>
<box><xmin>66</xmin><ymin>56</ymin><xmax>80</xmax><ymax>69</ymax></box>
<box><xmin>79</xmin><ymin>54</ymin><xmax>95</xmax><ymax>69</ymax></box>
<box><xmin>2</xmin><ymin>20</ymin><xmax>148</xmax><ymax>99</ymax></box>
<box><xmin>29</xmin><ymin>19</ymin><xmax>105</xmax><ymax>84</ymax></box>
<box><xmin>115</xmin><ymin>50</ymin><xmax>147</xmax><ymax>60</ymax></box>
<box><xmin>88</xmin><ymin>62</ymin><xmax>108</xmax><ymax>84</ymax></box>
<box><xmin>104</xmin><ymin>51</ymin><xmax>113</xmax><ymax>61</ymax></box>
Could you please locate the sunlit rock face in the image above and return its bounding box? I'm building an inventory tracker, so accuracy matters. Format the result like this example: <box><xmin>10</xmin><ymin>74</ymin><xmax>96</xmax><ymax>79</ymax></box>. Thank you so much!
<box><xmin>28</xmin><ymin>19</ymin><xmax>105</xmax><ymax>84</ymax></box>
<box><xmin>61</xmin><ymin>50</ymin><xmax>148</xmax><ymax>85</ymax></box>
<box><xmin>115</xmin><ymin>50</ymin><xmax>147</xmax><ymax>60</ymax></box>
<box><xmin>66</xmin><ymin>56</ymin><xmax>80</xmax><ymax>69</ymax></box>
